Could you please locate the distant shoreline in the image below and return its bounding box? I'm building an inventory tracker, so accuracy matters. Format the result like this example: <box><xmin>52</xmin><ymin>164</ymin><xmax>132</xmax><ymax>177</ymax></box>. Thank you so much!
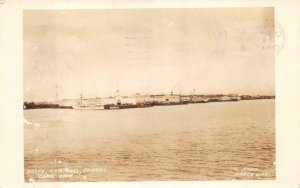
<box><xmin>23</xmin><ymin>95</ymin><xmax>275</xmax><ymax>110</ymax></box>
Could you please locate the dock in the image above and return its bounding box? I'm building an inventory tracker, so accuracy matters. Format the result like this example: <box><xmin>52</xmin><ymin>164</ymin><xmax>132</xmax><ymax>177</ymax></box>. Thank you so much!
<box><xmin>23</xmin><ymin>94</ymin><xmax>275</xmax><ymax>110</ymax></box>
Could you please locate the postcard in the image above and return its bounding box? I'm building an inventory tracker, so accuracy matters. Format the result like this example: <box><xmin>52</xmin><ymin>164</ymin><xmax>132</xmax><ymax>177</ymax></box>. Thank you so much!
<box><xmin>0</xmin><ymin>1</ymin><xmax>300</xmax><ymax>188</ymax></box>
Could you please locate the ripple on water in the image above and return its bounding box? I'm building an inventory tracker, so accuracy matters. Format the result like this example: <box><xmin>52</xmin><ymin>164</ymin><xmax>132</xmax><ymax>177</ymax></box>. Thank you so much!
<box><xmin>24</xmin><ymin>100</ymin><xmax>275</xmax><ymax>181</ymax></box>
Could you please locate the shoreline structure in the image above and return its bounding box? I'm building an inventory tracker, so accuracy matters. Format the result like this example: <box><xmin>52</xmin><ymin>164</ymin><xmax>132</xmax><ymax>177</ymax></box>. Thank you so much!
<box><xmin>23</xmin><ymin>92</ymin><xmax>275</xmax><ymax>110</ymax></box>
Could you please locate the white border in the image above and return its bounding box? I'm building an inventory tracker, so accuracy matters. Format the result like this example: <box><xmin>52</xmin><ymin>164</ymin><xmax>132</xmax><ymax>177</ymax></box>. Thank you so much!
<box><xmin>1</xmin><ymin>0</ymin><xmax>300</xmax><ymax>188</ymax></box>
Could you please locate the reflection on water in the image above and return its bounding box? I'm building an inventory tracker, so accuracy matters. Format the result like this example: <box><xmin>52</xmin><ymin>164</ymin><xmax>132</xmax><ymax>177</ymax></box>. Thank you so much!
<box><xmin>24</xmin><ymin>100</ymin><xmax>275</xmax><ymax>181</ymax></box>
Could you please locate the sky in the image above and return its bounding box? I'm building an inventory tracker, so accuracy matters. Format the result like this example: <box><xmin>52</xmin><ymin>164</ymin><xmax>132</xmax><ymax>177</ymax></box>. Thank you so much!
<box><xmin>24</xmin><ymin>8</ymin><xmax>275</xmax><ymax>102</ymax></box>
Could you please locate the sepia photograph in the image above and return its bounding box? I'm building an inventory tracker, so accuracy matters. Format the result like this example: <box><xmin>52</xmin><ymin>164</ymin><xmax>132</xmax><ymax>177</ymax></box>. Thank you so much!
<box><xmin>23</xmin><ymin>8</ymin><xmax>276</xmax><ymax>182</ymax></box>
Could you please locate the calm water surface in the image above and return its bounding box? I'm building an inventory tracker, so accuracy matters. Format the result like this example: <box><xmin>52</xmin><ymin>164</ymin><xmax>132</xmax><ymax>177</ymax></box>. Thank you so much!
<box><xmin>24</xmin><ymin>100</ymin><xmax>275</xmax><ymax>181</ymax></box>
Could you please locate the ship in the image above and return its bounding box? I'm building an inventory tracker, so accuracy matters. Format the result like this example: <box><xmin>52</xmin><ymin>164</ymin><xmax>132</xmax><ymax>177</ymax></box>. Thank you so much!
<box><xmin>208</xmin><ymin>98</ymin><xmax>219</xmax><ymax>102</ymax></box>
<box><xmin>73</xmin><ymin>105</ymin><xmax>104</xmax><ymax>110</ymax></box>
<box><xmin>73</xmin><ymin>93</ymin><xmax>104</xmax><ymax>110</ymax></box>
<box><xmin>189</xmin><ymin>90</ymin><xmax>209</xmax><ymax>103</ymax></box>
<box><xmin>103</xmin><ymin>102</ymin><xmax>153</xmax><ymax>110</ymax></box>
<box><xmin>103</xmin><ymin>103</ymin><xmax>135</xmax><ymax>110</ymax></box>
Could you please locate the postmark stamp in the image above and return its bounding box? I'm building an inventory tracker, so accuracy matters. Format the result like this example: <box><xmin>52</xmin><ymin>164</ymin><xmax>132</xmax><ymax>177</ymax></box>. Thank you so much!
<box><xmin>256</xmin><ymin>20</ymin><xmax>285</xmax><ymax>55</ymax></box>
<box><xmin>205</xmin><ymin>19</ymin><xmax>227</xmax><ymax>59</ymax></box>
<box><xmin>274</xmin><ymin>21</ymin><xmax>285</xmax><ymax>55</ymax></box>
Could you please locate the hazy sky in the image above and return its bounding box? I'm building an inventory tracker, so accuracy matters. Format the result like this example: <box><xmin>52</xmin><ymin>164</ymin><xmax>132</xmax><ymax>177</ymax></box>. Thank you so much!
<box><xmin>24</xmin><ymin>8</ymin><xmax>275</xmax><ymax>102</ymax></box>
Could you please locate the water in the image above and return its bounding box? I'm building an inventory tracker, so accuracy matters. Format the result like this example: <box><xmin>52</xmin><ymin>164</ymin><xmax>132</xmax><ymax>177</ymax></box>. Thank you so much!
<box><xmin>24</xmin><ymin>100</ymin><xmax>275</xmax><ymax>181</ymax></box>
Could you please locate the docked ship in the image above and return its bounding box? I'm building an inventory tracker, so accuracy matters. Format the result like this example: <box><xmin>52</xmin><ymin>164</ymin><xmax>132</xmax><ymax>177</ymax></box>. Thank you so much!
<box><xmin>103</xmin><ymin>98</ymin><xmax>153</xmax><ymax>110</ymax></box>
<box><xmin>104</xmin><ymin>103</ymin><xmax>138</xmax><ymax>110</ymax></box>
<box><xmin>218</xmin><ymin>95</ymin><xmax>241</xmax><ymax>102</ymax></box>
<box><xmin>189</xmin><ymin>92</ymin><xmax>209</xmax><ymax>103</ymax></box>
<box><xmin>102</xmin><ymin>90</ymin><xmax>138</xmax><ymax>110</ymax></box>
<box><xmin>73</xmin><ymin>105</ymin><xmax>104</xmax><ymax>110</ymax></box>
<box><xmin>190</xmin><ymin>98</ymin><xmax>209</xmax><ymax>103</ymax></box>
<box><xmin>155</xmin><ymin>91</ymin><xmax>189</xmax><ymax>106</ymax></box>
<box><xmin>208</xmin><ymin>98</ymin><xmax>219</xmax><ymax>102</ymax></box>
<box><xmin>73</xmin><ymin>94</ymin><xmax>104</xmax><ymax>110</ymax></box>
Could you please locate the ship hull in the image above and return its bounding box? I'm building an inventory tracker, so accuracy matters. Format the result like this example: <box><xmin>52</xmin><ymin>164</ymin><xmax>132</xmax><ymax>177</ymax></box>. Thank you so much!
<box><xmin>73</xmin><ymin>106</ymin><xmax>104</xmax><ymax>110</ymax></box>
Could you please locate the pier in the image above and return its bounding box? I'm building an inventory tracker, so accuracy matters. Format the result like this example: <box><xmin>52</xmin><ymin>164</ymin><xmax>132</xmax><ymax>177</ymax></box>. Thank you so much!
<box><xmin>23</xmin><ymin>94</ymin><xmax>275</xmax><ymax>110</ymax></box>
